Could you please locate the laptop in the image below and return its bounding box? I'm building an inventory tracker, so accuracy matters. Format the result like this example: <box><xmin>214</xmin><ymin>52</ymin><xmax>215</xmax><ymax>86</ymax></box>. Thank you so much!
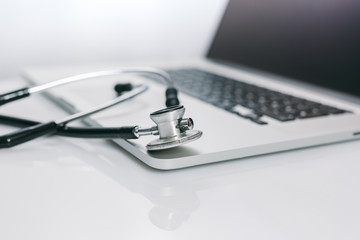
<box><xmin>24</xmin><ymin>0</ymin><xmax>360</xmax><ymax>170</ymax></box>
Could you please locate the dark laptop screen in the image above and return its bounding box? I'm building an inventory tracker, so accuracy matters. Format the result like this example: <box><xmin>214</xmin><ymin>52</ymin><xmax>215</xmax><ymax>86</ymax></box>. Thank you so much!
<box><xmin>208</xmin><ymin>0</ymin><xmax>360</xmax><ymax>97</ymax></box>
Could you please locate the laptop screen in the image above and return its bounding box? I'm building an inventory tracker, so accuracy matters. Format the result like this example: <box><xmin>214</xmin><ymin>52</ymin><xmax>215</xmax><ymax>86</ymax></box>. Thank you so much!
<box><xmin>208</xmin><ymin>0</ymin><xmax>360</xmax><ymax>97</ymax></box>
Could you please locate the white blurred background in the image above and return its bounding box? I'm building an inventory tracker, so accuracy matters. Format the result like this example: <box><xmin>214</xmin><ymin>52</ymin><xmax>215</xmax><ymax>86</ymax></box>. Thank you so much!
<box><xmin>0</xmin><ymin>0</ymin><xmax>227</xmax><ymax>79</ymax></box>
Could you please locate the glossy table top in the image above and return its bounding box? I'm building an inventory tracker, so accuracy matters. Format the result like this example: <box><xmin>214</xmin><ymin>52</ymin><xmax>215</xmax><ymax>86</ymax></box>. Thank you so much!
<box><xmin>1</xmin><ymin>78</ymin><xmax>360</xmax><ymax>239</ymax></box>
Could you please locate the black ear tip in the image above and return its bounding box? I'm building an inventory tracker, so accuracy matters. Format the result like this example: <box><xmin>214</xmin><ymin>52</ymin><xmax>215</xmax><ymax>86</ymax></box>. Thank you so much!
<box><xmin>165</xmin><ymin>87</ymin><xmax>180</xmax><ymax>107</ymax></box>
<box><xmin>114</xmin><ymin>83</ymin><xmax>133</xmax><ymax>95</ymax></box>
<box><xmin>166</xmin><ymin>98</ymin><xmax>180</xmax><ymax>107</ymax></box>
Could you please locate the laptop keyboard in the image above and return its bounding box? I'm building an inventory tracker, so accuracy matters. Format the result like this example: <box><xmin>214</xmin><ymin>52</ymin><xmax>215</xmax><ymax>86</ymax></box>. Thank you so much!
<box><xmin>167</xmin><ymin>69</ymin><xmax>348</xmax><ymax>125</ymax></box>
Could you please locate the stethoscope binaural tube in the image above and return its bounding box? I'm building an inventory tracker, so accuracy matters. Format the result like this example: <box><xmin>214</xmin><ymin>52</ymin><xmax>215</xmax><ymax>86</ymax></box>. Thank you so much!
<box><xmin>0</xmin><ymin>67</ymin><xmax>179</xmax><ymax>107</ymax></box>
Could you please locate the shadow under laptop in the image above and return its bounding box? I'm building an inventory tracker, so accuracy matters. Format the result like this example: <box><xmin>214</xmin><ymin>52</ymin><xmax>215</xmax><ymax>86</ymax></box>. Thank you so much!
<box><xmin>147</xmin><ymin>145</ymin><xmax>202</xmax><ymax>159</ymax></box>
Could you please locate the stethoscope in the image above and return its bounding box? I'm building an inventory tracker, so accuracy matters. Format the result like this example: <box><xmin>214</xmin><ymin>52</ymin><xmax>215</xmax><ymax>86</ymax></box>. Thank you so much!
<box><xmin>0</xmin><ymin>67</ymin><xmax>202</xmax><ymax>151</ymax></box>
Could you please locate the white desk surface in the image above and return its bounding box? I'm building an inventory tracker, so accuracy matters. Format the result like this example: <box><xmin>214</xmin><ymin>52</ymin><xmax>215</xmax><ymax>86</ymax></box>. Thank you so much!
<box><xmin>1</xmin><ymin>77</ymin><xmax>360</xmax><ymax>240</ymax></box>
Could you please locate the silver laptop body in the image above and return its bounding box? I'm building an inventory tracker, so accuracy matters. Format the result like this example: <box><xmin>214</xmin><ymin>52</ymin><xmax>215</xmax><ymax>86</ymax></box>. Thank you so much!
<box><xmin>24</xmin><ymin>0</ymin><xmax>360</xmax><ymax>169</ymax></box>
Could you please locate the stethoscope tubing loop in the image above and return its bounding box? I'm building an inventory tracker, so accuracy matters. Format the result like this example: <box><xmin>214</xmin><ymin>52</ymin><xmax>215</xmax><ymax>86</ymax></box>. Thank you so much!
<box><xmin>0</xmin><ymin>84</ymin><xmax>148</xmax><ymax>148</ymax></box>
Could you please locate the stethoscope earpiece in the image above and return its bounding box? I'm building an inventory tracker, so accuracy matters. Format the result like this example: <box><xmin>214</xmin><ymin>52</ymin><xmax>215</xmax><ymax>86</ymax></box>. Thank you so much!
<box><xmin>114</xmin><ymin>83</ymin><xmax>133</xmax><ymax>95</ymax></box>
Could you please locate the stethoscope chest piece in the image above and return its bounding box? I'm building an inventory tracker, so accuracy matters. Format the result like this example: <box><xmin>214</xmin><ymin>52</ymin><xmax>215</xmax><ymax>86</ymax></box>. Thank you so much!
<box><xmin>146</xmin><ymin>129</ymin><xmax>202</xmax><ymax>151</ymax></box>
<box><xmin>146</xmin><ymin>105</ymin><xmax>202</xmax><ymax>151</ymax></box>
